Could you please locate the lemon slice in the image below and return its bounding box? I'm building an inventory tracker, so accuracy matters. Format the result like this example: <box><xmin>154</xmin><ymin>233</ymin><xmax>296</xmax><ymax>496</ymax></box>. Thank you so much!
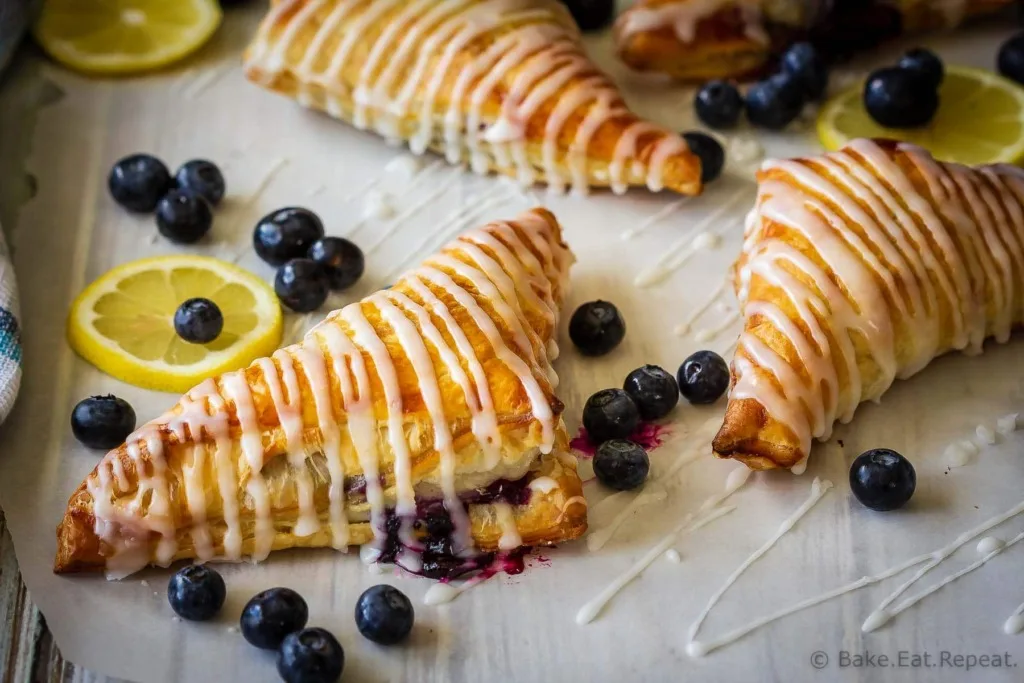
<box><xmin>33</xmin><ymin>0</ymin><xmax>221</xmax><ymax>75</ymax></box>
<box><xmin>69</xmin><ymin>256</ymin><xmax>282</xmax><ymax>393</ymax></box>
<box><xmin>818</xmin><ymin>65</ymin><xmax>1024</xmax><ymax>166</ymax></box>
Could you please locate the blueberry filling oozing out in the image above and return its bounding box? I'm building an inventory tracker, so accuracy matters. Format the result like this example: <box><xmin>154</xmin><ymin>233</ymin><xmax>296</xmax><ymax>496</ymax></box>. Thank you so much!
<box><xmin>352</xmin><ymin>474</ymin><xmax>535</xmax><ymax>580</ymax></box>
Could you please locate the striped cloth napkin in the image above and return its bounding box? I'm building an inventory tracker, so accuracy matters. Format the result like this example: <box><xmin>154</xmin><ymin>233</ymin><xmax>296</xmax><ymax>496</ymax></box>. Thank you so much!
<box><xmin>0</xmin><ymin>235</ymin><xmax>20</xmax><ymax>424</ymax></box>
<box><xmin>0</xmin><ymin>0</ymin><xmax>29</xmax><ymax>423</ymax></box>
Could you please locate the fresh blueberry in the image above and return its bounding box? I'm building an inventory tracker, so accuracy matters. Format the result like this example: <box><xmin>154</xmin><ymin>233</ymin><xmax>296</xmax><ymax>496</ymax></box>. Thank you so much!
<box><xmin>623</xmin><ymin>364</ymin><xmax>679</xmax><ymax>420</ymax></box>
<box><xmin>568</xmin><ymin>301</ymin><xmax>625</xmax><ymax>356</ymax></box>
<box><xmin>155</xmin><ymin>189</ymin><xmax>213</xmax><ymax>244</ymax></box>
<box><xmin>253</xmin><ymin>207</ymin><xmax>326</xmax><ymax>267</ymax></box>
<box><xmin>70</xmin><ymin>395</ymin><xmax>136</xmax><ymax>450</ymax></box>
<box><xmin>275</xmin><ymin>259</ymin><xmax>329</xmax><ymax>313</ymax></box>
<box><xmin>694</xmin><ymin>80</ymin><xmax>744</xmax><ymax>129</ymax></box>
<box><xmin>355</xmin><ymin>585</ymin><xmax>415</xmax><ymax>645</ymax></box>
<box><xmin>173</xmin><ymin>298</ymin><xmax>223</xmax><ymax>344</ymax></box>
<box><xmin>745</xmin><ymin>73</ymin><xmax>805</xmax><ymax>130</ymax></box>
<box><xmin>898</xmin><ymin>47</ymin><xmax>944</xmax><ymax>91</ymax></box>
<box><xmin>780</xmin><ymin>42</ymin><xmax>829</xmax><ymax>100</ymax></box>
<box><xmin>582</xmin><ymin>388</ymin><xmax>640</xmax><ymax>443</ymax></box>
<box><xmin>174</xmin><ymin>160</ymin><xmax>225</xmax><ymax>207</ymax></box>
<box><xmin>850</xmin><ymin>448</ymin><xmax>916</xmax><ymax>512</ymax></box>
<box><xmin>677</xmin><ymin>350</ymin><xmax>729</xmax><ymax>405</ymax></box>
<box><xmin>998</xmin><ymin>33</ymin><xmax>1024</xmax><ymax>85</ymax></box>
<box><xmin>863</xmin><ymin>67</ymin><xmax>939</xmax><ymax>128</ymax></box>
<box><xmin>108</xmin><ymin>154</ymin><xmax>172</xmax><ymax>213</ymax></box>
<box><xmin>682</xmin><ymin>131</ymin><xmax>725</xmax><ymax>183</ymax></box>
<box><xmin>308</xmin><ymin>237</ymin><xmax>365</xmax><ymax>291</ymax></box>
<box><xmin>167</xmin><ymin>565</ymin><xmax>226</xmax><ymax>621</ymax></box>
<box><xmin>559</xmin><ymin>0</ymin><xmax>615</xmax><ymax>32</ymax></box>
<box><xmin>240</xmin><ymin>587</ymin><xmax>309</xmax><ymax>650</ymax></box>
<box><xmin>277</xmin><ymin>628</ymin><xmax>345</xmax><ymax>683</ymax></box>
<box><xmin>593</xmin><ymin>440</ymin><xmax>650</xmax><ymax>491</ymax></box>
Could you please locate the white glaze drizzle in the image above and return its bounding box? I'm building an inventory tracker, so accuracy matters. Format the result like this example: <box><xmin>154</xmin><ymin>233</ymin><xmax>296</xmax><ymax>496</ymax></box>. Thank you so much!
<box><xmin>494</xmin><ymin>502</ymin><xmax>523</xmax><ymax>550</ymax></box>
<box><xmin>621</xmin><ymin>198</ymin><xmax>689</xmax><ymax>241</ymax></box>
<box><xmin>731</xmin><ymin>140</ymin><xmax>1024</xmax><ymax>463</ymax></box>
<box><xmin>862</xmin><ymin>498</ymin><xmax>1024</xmax><ymax>633</ymax></box>
<box><xmin>694</xmin><ymin>310</ymin><xmax>740</xmax><ymax>343</ymax></box>
<box><xmin>1005</xmin><ymin>603</ymin><xmax>1024</xmax><ymax>635</ymax></box>
<box><xmin>664</xmin><ymin>549</ymin><xmax>682</xmax><ymax>563</ymax></box>
<box><xmin>84</xmin><ymin>212</ymin><xmax>566</xmax><ymax>575</ymax></box>
<box><xmin>944</xmin><ymin>439</ymin><xmax>979</xmax><ymax>468</ymax></box>
<box><xmin>246</xmin><ymin>0</ymin><xmax>692</xmax><ymax>194</ymax></box>
<box><xmin>617</xmin><ymin>0</ymin><xmax>769</xmax><ymax>46</ymax></box>
<box><xmin>586</xmin><ymin>420</ymin><xmax>719</xmax><ymax>552</ymax></box>
<box><xmin>687</xmin><ymin>478</ymin><xmax>833</xmax><ymax>656</ymax></box>
<box><xmin>634</xmin><ymin>189</ymin><xmax>747</xmax><ymax>288</ymax></box>
<box><xmin>576</xmin><ymin>467</ymin><xmax>751</xmax><ymax>624</ymax></box>
<box><xmin>258</xmin><ymin>353</ymin><xmax>321</xmax><ymax>538</ymax></box>
<box><xmin>576</xmin><ymin>505</ymin><xmax>737</xmax><ymax>626</ymax></box>
<box><xmin>674</xmin><ymin>280</ymin><xmax>727</xmax><ymax>336</ymax></box>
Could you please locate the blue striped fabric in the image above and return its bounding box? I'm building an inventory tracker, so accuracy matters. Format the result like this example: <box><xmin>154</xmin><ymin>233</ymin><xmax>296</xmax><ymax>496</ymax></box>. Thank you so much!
<box><xmin>0</xmin><ymin>232</ymin><xmax>20</xmax><ymax>424</ymax></box>
<box><xmin>0</xmin><ymin>1</ymin><xmax>28</xmax><ymax>423</ymax></box>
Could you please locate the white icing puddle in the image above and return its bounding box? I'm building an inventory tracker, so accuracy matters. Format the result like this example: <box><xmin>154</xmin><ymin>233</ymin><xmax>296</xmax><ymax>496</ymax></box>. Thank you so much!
<box><xmin>996</xmin><ymin>413</ymin><xmax>1020</xmax><ymax>436</ymax></box>
<box><xmin>944</xmin><ymin>439</ymin><xmax>979</xmax><ymax>468</ymax></box>
<box><xmin>976</xmin><ymin>536</ymin><xmax>1004</xmax><ymax>554</ymax></box>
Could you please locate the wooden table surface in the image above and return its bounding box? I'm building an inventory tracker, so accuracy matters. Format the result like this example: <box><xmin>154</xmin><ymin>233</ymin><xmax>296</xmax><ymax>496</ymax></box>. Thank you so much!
<box><xmin>0</xmin><ymin>510</ymin><xmax>99</xmax><ymax>683</ymax></box>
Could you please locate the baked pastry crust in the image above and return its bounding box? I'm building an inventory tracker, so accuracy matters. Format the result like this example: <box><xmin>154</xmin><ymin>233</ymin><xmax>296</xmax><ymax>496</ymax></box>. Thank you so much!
<box><xmin>713</xmin><ymin>139</ymin><xmax>1024</xmax><ymax>471</ymax></box>
<box><xmin>55</xmin><ymin>208</ymin><xmax>587</xmax><ymax>576</ymax></box>
<box><xmin>242</xmin><ymin>0</ymin><xmax>702</xmax><ymax>196</ymax></box>
<box><xmin>615</xmin><ymin>0</ymin><xmax>1012</xmax><ymax>81</ymax></box>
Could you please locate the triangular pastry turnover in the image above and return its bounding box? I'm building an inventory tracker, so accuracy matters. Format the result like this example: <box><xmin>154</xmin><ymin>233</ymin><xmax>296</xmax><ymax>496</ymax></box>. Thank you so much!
<box><xmin>614</xmin><ymin>0</ymin><xmax>1012</xmax><ymax>81</ymax></box>
<box><xmin>242</xmin><ymin>0</ymin><xmax>703</xmax><ymax>196</ymax></box>
<box><xmin>56</xmin><ymin>208</ymin><xmax>586</xmax><ymax>577</ymax></box>
<box><xmin>714</xmin><ymin>139</ymin><xmax>1024</xmax><ymax>471</ymax></box>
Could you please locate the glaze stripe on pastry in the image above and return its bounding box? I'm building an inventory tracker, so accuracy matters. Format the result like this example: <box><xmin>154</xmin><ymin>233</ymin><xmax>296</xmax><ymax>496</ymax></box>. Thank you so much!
<box><xmin>714</xmin><ymin>138</ymin><xmax>1024</xmax><ymax>471</ymax></box>
<box><xmin>242</xmin><ymin>0</ymin><xmax>703</xmax><ymax>196</ymax></box>
<box><xmin>56</xmin><ymin>208</ymin><xmax>586</xmax><ymax>577</ymax></box>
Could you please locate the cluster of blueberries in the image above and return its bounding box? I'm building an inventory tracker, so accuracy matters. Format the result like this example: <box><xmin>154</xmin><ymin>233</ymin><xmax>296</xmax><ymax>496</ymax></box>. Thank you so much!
<box><xmin>107</xmin><ymin>153</ymin><xmax>366</xmax><ymax>348</ymax></box>
<box><xmin>567</xmin><ymin>300</ymin><xmax>730</xmax><ymax>491</ymax></box>
<box><xmin>566</xmin><ymin>300</ymin><xmax>918</xmax><ymax>512</ymax></box>
<box><xmin>695</xmin><ymin>42</ymin><xmax>830</xmax><ymax>132</ymax></box>
<box><xmin>167</xmin><ymin>565</ymin><xmax>414</xmax><ymax>683</ymax></box>
<box><xmin>252</xmin><ymin>207</ymin><xmax>365</xmax><ymax>313</ymax></box>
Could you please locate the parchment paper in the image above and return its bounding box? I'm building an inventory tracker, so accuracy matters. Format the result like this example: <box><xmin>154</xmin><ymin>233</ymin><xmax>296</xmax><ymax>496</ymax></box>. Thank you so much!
<box><xmin>0</xmin><ymin>8</ymin><xmax>1022</xmax><ymax>682</ymax></box>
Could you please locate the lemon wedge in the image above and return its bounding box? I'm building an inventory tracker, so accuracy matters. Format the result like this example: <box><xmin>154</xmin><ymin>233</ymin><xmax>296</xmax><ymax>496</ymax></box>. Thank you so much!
<box><xmin>818</xmin><ymin>65</ymin><xmax>1024</xmax><ymax>166</ymax></box>
<box><xmin>69</xmin><ymin>256</ymin><xmax>282</xmax><ymax>393</ymax></box>
<box><xmin>33</xmin><ymin>0</ymin><xmax>221</xmax><ymax>75</ymax></box>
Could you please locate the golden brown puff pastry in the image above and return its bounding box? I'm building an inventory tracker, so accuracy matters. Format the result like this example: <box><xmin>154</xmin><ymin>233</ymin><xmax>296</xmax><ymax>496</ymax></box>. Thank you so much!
<box><xmin>712</xmin><ymin>139</ymin><xmax>1024</xmax><ymax>471</ymax></box>
<box><xmin>615</xmin><ymin>0</ymin><xmax>1013</xmax><ymax>82</ymax></box>
<box><xmin>242</xmin><ymin>0</ymin><xmax>703</xmax><ymax>196</ymax></box>
<box><xmin>55</xmin><ymin>208</ymin><xmax>587</xmax><ymax>577</ymax></box>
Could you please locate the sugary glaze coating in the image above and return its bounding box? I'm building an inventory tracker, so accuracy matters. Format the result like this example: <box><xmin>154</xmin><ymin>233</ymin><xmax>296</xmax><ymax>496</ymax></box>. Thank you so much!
<box><xmin>615</xmin><ymin>0</ymin><xmax>1012</xmax><ymax>81</ymax></box>
<box><xmin>242</xmin><ymin>0</ymin><xmax>703</xmax><ymax>196</ymax></box>
<box><xmin>55</xmin><ymin>208</ymin><xmax>587</xmax><ymax>577</ymax></box>
<box><xmin>714</xmin><ymin>139</ymin><xmax>1024</xmax><ymax>471</ymax></box>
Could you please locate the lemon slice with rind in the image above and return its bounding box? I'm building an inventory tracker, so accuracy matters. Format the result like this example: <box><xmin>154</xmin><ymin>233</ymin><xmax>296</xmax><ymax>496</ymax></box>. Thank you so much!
<box><xmin>69</xmin><ymin>256</ymin><xmax>282</xmax><ymax>393</ymax></box>
<box><xmin>817</xmin><ymin>65</ymin><xmax>1024</xmax><ymax>167</ymax></box>
<box><xmin>34</xmin><ymin>0</ymin><xmax>222</xmax><ymax>75</ymax></box>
